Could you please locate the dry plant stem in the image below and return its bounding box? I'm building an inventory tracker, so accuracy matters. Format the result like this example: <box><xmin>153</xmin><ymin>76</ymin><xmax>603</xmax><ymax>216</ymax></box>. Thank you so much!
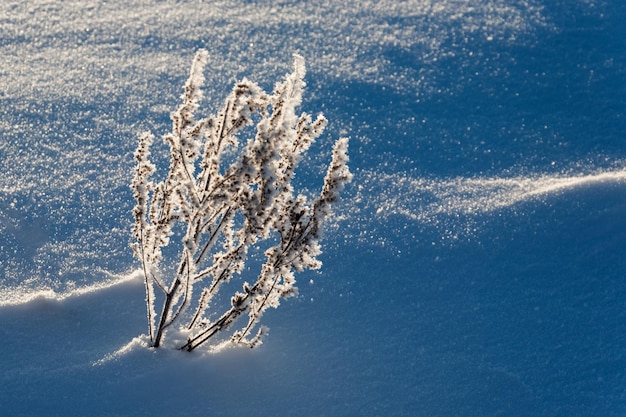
<box><xmin>131</xmin><ymin>50</ymin><xmax>351</xmax><ymax>351</ymax></box>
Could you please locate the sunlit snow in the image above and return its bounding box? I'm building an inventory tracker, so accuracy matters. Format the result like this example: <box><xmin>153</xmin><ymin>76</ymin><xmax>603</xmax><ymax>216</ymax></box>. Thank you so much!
<box><xmin>1</xmin><ymin>0</ymin><xmax>625</xmax><ymax>416</ymax></box>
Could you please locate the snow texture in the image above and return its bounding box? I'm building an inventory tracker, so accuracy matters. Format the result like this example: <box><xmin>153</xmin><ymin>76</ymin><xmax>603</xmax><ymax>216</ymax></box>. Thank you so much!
<box><xmin>1</xmin><ymin>1</ymin><xmax>626</xmax><ymax>416</ymax></box>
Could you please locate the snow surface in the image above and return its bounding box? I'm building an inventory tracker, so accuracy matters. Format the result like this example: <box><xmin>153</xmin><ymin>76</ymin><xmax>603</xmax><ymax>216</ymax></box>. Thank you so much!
<box><xmin>1</xmin><ymin>0</ymin><xmax>626</xmax><ymax>416</ymax></box>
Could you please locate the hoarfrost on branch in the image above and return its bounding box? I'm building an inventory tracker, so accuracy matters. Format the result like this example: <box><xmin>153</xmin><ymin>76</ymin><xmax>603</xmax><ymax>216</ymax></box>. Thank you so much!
<box><xmin>131</xmin><ymin>50</ymin><xmax>351</xmax><ymax>351</ymax></box>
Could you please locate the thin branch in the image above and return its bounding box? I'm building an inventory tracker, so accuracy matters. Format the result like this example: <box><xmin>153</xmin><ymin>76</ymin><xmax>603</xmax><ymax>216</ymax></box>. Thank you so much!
<box><xmin>194</xmin><ymin>206</ymin><xmax>232</xmax><ymax>265</ymax></box>
<box><xmin>235</xmin><ymin>272</ymin><xmax>282</xmax><ymax>343</ymax></box>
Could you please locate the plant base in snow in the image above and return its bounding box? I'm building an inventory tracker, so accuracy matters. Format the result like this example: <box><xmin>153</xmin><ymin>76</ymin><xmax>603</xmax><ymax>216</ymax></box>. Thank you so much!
<box><xmin>131</xmin><ymin>50</ymin><xmax>351</xmax><ymax>351</ymax></box>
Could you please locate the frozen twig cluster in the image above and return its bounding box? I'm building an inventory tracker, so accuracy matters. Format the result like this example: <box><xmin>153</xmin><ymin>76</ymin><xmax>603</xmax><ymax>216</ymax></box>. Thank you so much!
<box><xmin>131</xmin><ymin>50</ymin><xmax>351</xmax><ymax>351</ymax></box>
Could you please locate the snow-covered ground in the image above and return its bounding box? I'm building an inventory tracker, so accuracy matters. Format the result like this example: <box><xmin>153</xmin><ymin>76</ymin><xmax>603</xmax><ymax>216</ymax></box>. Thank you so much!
<box><xmin>1</xmin><ymin>1</ymin><xmax>626</xmax><ymax>416</ymax></box>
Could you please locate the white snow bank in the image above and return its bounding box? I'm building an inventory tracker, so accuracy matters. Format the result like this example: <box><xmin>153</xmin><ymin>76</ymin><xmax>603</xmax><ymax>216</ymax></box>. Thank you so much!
<box><xmin>0</xmin><ymin>261</ymin><xmax>377</xmax><ymax>417</ymax></box>
<box><xmin>357</xmin><ymin>166</ymin><xmax>626</xmax><ymax>222</ymax></box>
<box><xmin>0</xmin><ymin>269</ymin><xmax>143</xmax><ymax>307</ymax></box>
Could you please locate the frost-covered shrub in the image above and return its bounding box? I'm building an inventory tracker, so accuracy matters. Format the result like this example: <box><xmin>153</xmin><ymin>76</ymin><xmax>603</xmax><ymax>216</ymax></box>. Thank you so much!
<box><xmin>131</xmin><ymin>50</ymin><xmax>351</xmax><ymax>351</ymax></box>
